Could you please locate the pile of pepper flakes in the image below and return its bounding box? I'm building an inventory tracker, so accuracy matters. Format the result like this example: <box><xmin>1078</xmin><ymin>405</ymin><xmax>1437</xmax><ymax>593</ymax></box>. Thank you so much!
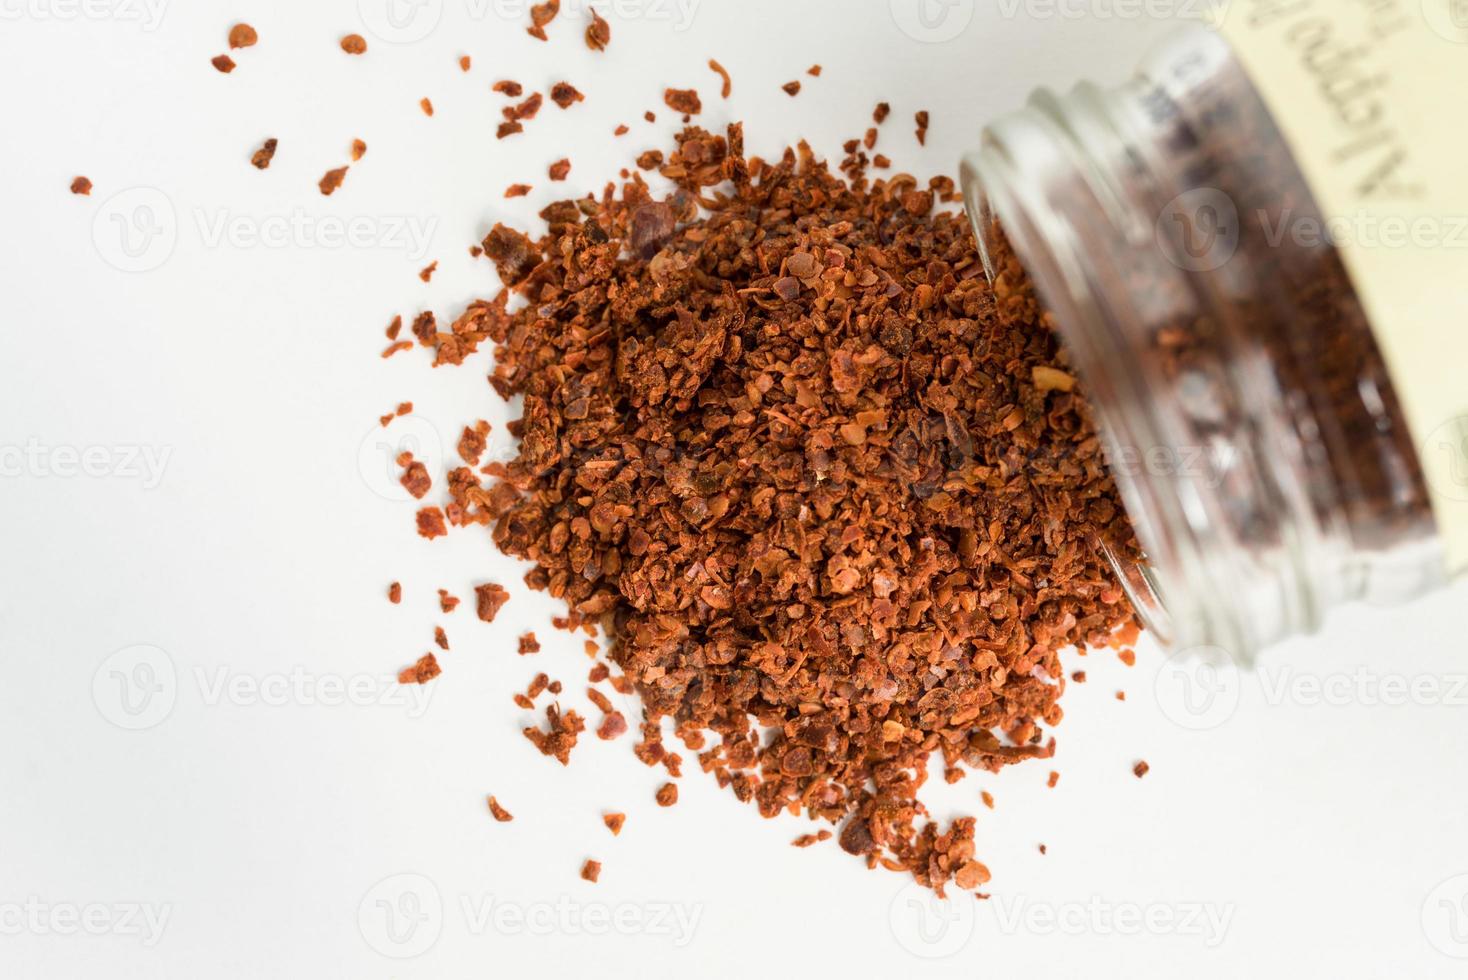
<box><xmin>413</xmin><ymin>123</ymin><xmax>1141</xmax><ymax>896</ymax></box>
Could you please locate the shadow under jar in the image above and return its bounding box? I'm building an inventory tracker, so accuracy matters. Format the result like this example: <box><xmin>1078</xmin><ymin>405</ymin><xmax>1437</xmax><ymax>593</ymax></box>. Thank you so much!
<box><xmin>960</xmin><ymin>25</ymin><xmax>1444</xmax><ymax>661</ymax></box>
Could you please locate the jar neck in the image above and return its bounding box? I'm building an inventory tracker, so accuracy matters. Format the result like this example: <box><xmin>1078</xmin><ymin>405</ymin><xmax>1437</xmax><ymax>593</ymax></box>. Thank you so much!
<box><xmin>960</xmin><ymin>27</ymin><xmax>1442</xmax><ymax>661</ymax></box>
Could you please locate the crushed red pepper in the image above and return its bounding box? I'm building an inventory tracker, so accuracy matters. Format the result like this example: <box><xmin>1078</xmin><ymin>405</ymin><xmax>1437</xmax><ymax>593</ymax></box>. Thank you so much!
<box><xmin>438</xmin><ymin>589</ymin><xmax>461</xmax><ymax>613</ymax></box>
<box><xmin>340</xmin><ymin>34</ymin><xmax>367</xmax><ymax>54</ymax></box>
<box><xmin>403</xmin><ymin>122</ymin><xmax>1139</xmax><ymax>894</ymax></box>
<box><xmin>351</xmin><ymin>139</ymin><xmax>367</xmax><ymax>161</ymax></box>
<box><xmin>488</xmin><ymin>796</ymin><xmax>514</xmax><ymax>821</ymax></box>
<box><xmin>518</xmin><ymin>632</ymin><xmax>541</xmax><ymax>654</ymax></box>
<box><xmin>527</xmin><ymin>0</ymin><xmax>559</xmax><ymax>41</ymax></box>
<box><xmin>211</xmin><ymin>54</ymin><xmax>236</xmax><ymax>74</ymax></box>
<box><xmin>580</xmin><ymin>859</ymin><xmax>601</xmax><ymax>883</ymax></box>
<box><xmin>915</xmin><ymin>110</ymin><xmax>930</xmax><ymax>146</ymax></box>
<box><xmin>550</xmin><ymin>82</ymin><xmax>583</xmax><ymax>109</ymax></box>
<box><xmin>398</xmin><ymin>653</ymin><xmax>441</xmax><ymax>685</ymax></box>
<box><xmin>782</xmin><ymin>80</ymin><xmax>801</xmax><ymax>97</ymax></box>
<box><xmin>419</xmin><ymin>261</ymin><xmax>438</xmax><ymax>283</ymax></box>
<box><xmin>708</xmin><ymin>59</ymin><xmax>731</xmax><ymax>98</ymax></box>
<box><xmin>474</xmin><ymin>583</ymin><xmax>510</xmax><ymax>623</ymax></box>
<box><xmin>69</xmin><ymin>176</ymin><xmax>92</xmax><ymax>195</ymax></box>
<box><xmin>663</xmin><ymin>88</ymin><xmax>701</xmax><ymax>116</ymax></box>
<box><xmin>318</xmin><ymin>166</ymin><xmax>348</xmax><ymax>196</ymax></box>
<box><xmin>1133</xmin><ymin>761</ymin><xmax>1150</xmax><ymax>778</ymax></box>
<box><xmin>585</xmin><ymin>9</ymin><xmax>610</xmax><ymax>51</ymax></box>
<box><xmin>388</xmin><ymin>582</ymin><xmax>402</xmax><ymax>604</ymax></box>
<box><xmin>228</xmin><ymin>23</ymin><xmax>257</xmax><ymax>49</ymax></box>
<box><xmin>549</xmin><ymin>159</ymin><xmax>571</xmax><ymax>182</ymax></box>
<box><xmin>603</xmin><ymin>812</ymin><xmax>625</xmax><ymax>835</ymax></box>
<box><xmin>251</xmin><ymin>139</ymin><xmax>277</xmax><ymax>169</ymax></box>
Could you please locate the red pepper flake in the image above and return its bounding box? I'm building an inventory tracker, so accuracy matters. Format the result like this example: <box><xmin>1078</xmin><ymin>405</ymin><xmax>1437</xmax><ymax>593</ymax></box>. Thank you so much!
<box><xmin>474</xmin><ymin>583</ymin><xmax>510</xmax><ymax>623</ymax></box>
<box><xmin>1133</xmin><ymin>761</ymin><xmax>1150</xmax><ymax>778</ymax></box>
<box><xmin>580</xmin><ymin>859</ymin><xmax>602</xmax><ymax>883</ymax></box>
<box><xmin>388</xmin><ymin>582</ymin><xmax>402</xmax><ymax>604</ymax></box>
<box><xmin>211</xmin><ymin>54</ymin><xmax>236</xmax><ymax>73</ymax></box>
<box><xmin>250</xmin><ymin>139</ymin><xmax>277</xmax><ymax>170</ymax></box>
<box><xmin>69</xmin><ymin>176</ymin><xmax>92</xmax><ymax>195</ymax></box>
<box><xmin>613</xmin><ymin>124</ymin><xmax>629</xmax><ymax>137</ymax></box>
<box><xmin>662</xmin><ymin>88</ymin><xmax>701</xmax><ymax>115</ymax></box>
<box><xmin>635</xmin><ymin>150</ymin><xmax>663</xmax><ymax>171</ymax></box>
<box><xmin>643</xmin><ymin>110</ymin><xmax>656</xmax><ymax>123</ymax></box>
<box><xmin>381</xmin><ymin>340</ymin><xmax>412</xmax><ymax>359</ymax></box>
<box><xmin>518</xmin><ymin>632</ymin><xmax>540</xmax><ymax>655</ymax></box>
<box><xmin>782</xmin><ymin>80</ymin><xmax>801</xmax><ymax>97</ymax></box>
<box><xmin>873</xmin><ymin>101</ymin><xmax>890</xmax><ymax>124</ymax></box>
<box><xmin>1116</xmin><ymin>691</ymin><xmax>1127</xmax><ymax>701</ymax></box>
<box><xmin>596</xmin><ymin>711</ymin><xmax>627</xmax><ymax>740</ymax></box>
<box><xmin>419</xmin><ymin>261</ymin><xmax>438</xmax><ymax>283</ymax></box>
<box><xmin>550</xmin><ymin>81</ymin><xmax>583</xmax><ymax>109</ymax></box>
<box><xmin>416</xmin><ymin>507</ymin><xmax>447</xmax><ymax>539</ymax></box>
<box><xmin>980</xmin><ymin>791</ymin><xmax>995</xmax><ymax>809</ymax></box>
<box><xmin>527</xmin><ymin>0</ymin><xmax>559</xmax><ymax>40</ymax></box>
<box><xmin>1118</xmin><ymin>648</ymin><xmax>1136</xmax><ymax>667</ymax></box>
<box><xmin>410</xmin><ymin>311</ymin><xmax>436</xmax><ymax>346</ymax></box>
<box><xmin>398</xmin><ymin>652</ymin><xmax>440</xmax><ymax>685</ymax></box>
<box><xmin>655</xmin><ymin>783</ymin><xmax>678</xmax><ymax>807</ymax></box>
<box><xmin>792</xmin><ymin>831</ymin><xmax>832</xmax><ymax>847</ymax></box>
<box><xmin>807</xmin><ymin>64</ymin><xmax>822</xmax><ymax>76</ymax></box>
<box><xmin>459</xmin><ymin>55</ymin><xmax>471</xmax><ymax>71</ymax></box>
<box><xmin>707</xmin><ymin>59</ymin><xmax>731</xmax><ymax>98</ymax></box>
<box><xmin>438</xmin><ymin>589</ymin><xmax>460</xmax><ymax>613</ymax></box>
<box><xmin>505</xmin><ymin>184</ymin><xmax>532</xmax><ymax>198</ymax></box>
<box><xmin>864</xmin><ymin>127</ymin><xmax>878</xmax><ymax>150</ymax></box>
<box><xmin>385</xmin><ymin>315</ymin><xmax>403</xmax><ymax>340</ymax></box>
<box><xmin>548</xmin><ymin>158</ymin><xmax>571</xmax><ymax>181</ymax></box>
<box><xmin>487</xmin><ymin>796</ymin><xmax>514</xmax><ymax>822</ymax></box>
<box><xmin>351</xmin><ymin>139</ymin><xmax>367</xmax><ymax>161</ymax></box>
<box><xmin>420</xmin><ymin>98</ymin><xmax>434</xmax><ymax>117</ymax></box>
<box><xmin>602</xmin><ymin>812</ymin><xmax>625</xmax><ymax>835</ymax></box>
<box><xmin>955</xmin><ymin>860</ymin><xmax>992</xmax><ymax>891</ymax></box>
<box><xmin>340</xmin><ymin>33</ymin><xmax>367</xmax><ymax>55</ymax></box>
<box><xmin>1046</xmin><ymin>771</ymin><xmax>1060</xmax><ymax>789</ymax></box>
<box><xmin>228</xmin><ymin>23</ymin><xmax>257</xmax><ymax>49</ymax></box>
<box><xmin>585</xmin><ymin>9</ymin><xmax>610</xmax><ymax>50</ymax></box>
<box><xmin>522</xmin><ymin>704</ymin><xmax>584</xmax><ymax>764</ymax></box>
<box><xmin>457</xmin><ymin>421</ymin><xmax>491</xmax><ymax>465</ymax></box>
<box><xmin>497</xmin><ymin>120</ymin><xmax>523</xmax><ymax>140</ymax></box>
<box><xmin>433</xmin><ymin>626</ymin><xmax>449</xmax><ymax>650</ymax></box>
<box><xmin>398</xmin><ymin>454</ymin><xmax>432</xmax><ymax>499</ymax></box>
<box><xmin>1039</xmin><ymin>844</ymin><xmax>1048</xmax><ymax>855</ymax></box>
<box><xmin>588</xmin><ymin>663</ymin><xmax>609</xmax><ymax>683</ymax></box>
<box><xmin>872</xmin><ymin>154</ymin><xmax>891</xmax><ymax>169</ymax></box>
<box><xmin>1072</xmin><ymin>670</ymin><xmax>1087</xmax><ymax>683</ymax></box>
<box><xmin>915</xmin><ymin>109</ymin><xmax>930</xmax><ymax>145</ymax></box>
<box><xmin>493</xmin><ymin>80</ymin><xmax>523</xmax><ymax>98</ymax></box>
<box><xmin>318</xmin><ymin>166</ymin><xmax>348</xmax><ymax>196</ymax></box>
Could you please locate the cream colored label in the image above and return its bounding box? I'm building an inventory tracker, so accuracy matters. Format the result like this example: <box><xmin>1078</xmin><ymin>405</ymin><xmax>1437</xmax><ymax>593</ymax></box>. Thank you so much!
<box><xmin>1215</xmin><ymin>0</ymin><xmax>1468</xmax><ymax>573</ymax></box>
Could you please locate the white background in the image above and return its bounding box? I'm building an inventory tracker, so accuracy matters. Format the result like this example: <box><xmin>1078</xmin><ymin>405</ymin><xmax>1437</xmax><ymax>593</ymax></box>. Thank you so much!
<box><xmin>3</xmin><ymin>1</ymin><xmax>1468</xmax><ymax>977</ymax></box>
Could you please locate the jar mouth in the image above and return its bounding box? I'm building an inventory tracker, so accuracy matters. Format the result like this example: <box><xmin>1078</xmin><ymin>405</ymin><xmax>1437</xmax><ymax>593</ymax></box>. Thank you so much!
<box><xmin>962</xmin><ymin>142</ymin><xmax>1192</xmax><ymax>653</ymax></box>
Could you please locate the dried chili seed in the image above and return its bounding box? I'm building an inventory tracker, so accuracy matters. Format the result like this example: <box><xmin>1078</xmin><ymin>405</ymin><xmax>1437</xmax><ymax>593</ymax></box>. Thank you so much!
<box><xmin>351</xmin><ymin>139</ymin><xmax>367</xmax><ymax>161</ymax></box>
<box><xmin>505</xmin><ymin>184</ymin><xmax>531</xmax><ymax>198</ymax></box>
<box><xmin>707</xmin><ymin>59</ymin><xmax>731</xmax><ymax>98</ymax></box>
<box><xmin>474</xmin><ymin>583</ymin><xmax>509</xmax><ymax>623</ymax></box>
<box><xmin>228</xmin><ymin>23</ymin><xmax>257</xmax><ymax>49</ymax></box>
<box><xmin>388</xmin><ymin>582</ymin><xmax>402</xmax><ymax>604</ymax></box>
<box><xmin>318</xmin><ymin>166</ymin><xmax>348</xmax><ymax>196</ymax></box>
<box><xmin>69</xmin><ymin>176</ymin><xmax>92</xmax><ymax>195</ymax></box>
<box><xmin>340</xmin><ymin>34</ymin><xmax>367</xmax><ymax>54</ymax></box>
<box><xmin>580</xmin><ymin>859</ymin><xmax>601</xmax><ymax>883</ymax></box>
<box><xmin>782</xmin><ymin>80</ymin><xmax>801</xmax><ymax>97</ymax></box>
<box><xmin>518</xmin><ymin>632</ymin><xmax>540</xmax><ymax>655</ymax></box>
<box><xmin>548</xmin><ymin>159</ymin><xmax>571</xmax><ymax>181</ymax></box>
<box><xmin>459</xmin><ymin>55</ymin><xmax>471</xmax><ymax>71</ymax></box>
<box><xmin>602</xmin><ymin>812</ymin><xmax>625</xmax><ymax>835</ymax></box>
<box><xmin>1133</xmin><ymin>761</ymin><xmax>1150</xmax><ymax>778</ymax></box>
<box><xmin>915</xmin><ymin>109</ymin><xmax>930</xmax><ymax>145</ymax></box>
<box><xmin>415</xmin><ymin>507</ymin><xmax>446</xmax><ymax>539</ymax></box>
<box><xmin>211</xmin><ymin>54</ymin><xmax>236</xmax><ymax>73</ymax></box>
<box><xmin>654</xmin><ymin>783</ymin><xmax>678</xmax><ymax>807</ymax></box>
<box><xmin>487</xmin><ymin>796</ymin><xmax>514</xmax><ymax>821</ymax></box>
<box><xmin>980</xmin><ymin>791</ymin><xmax>995</xmax><ymax>810</ymax></box>
<box><xmin>420</xmin><ymin>98</ymin><xmax>434</xmax><ymax>117</ymax></box>
<box><xmin>419</xmin><ymin>261</ymin><xmax>437</xmax><ymax>283</ymax></box>
<box><xmin>398</xmin><ymin>653</ymin><xmax>440</xmax><ymax>685</ymax></box>
<box><xmin>550</xmin><ymin>82</ymin><xmax>583</xmax><ymax>109</ymax></box>
<box><xmin>250</xmin><ymin>139</ymin><xmax>277</xmax><ymax>170</ymax></box>
<box><xmin>662</xmin><ymin>88</ymin><xmax>700</xmax><ymax>115</ymax></box>
<box><xmin>438</xmin><ymin>589</ymin><xmax>460</xmax><ymax>613</ymax></box>
<box><xmin>527</xmin><ymin>0</ymin><xmax>559</xmax><ymax>40</ymax></box>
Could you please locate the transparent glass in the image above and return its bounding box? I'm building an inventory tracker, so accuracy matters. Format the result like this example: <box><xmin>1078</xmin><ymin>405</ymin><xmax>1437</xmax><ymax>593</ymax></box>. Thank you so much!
<box><xmin>960</xmin><ymin>25</ymin><xmax>1444</xmax><ymax>661</ymax></box>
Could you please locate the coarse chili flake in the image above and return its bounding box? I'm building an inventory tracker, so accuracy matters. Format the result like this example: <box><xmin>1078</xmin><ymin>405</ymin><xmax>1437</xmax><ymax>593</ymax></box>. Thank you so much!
<box><xmin>401</xmin><ymin>121</ymin><xmax>1140</xmax><ymax>895</ymax></box>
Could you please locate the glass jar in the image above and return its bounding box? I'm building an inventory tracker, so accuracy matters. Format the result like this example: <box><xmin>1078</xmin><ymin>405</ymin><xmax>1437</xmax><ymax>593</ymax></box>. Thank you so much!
<box><xmin>959</xmin><ymin>23</ymin><xmax>1452</xmax><ymax>661</ymax></box>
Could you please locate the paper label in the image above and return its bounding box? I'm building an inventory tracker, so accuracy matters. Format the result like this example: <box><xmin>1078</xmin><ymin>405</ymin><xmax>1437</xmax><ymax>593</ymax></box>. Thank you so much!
<box><xmin>1215</xmin><ymin>0</ymin><xmax>1468</xmax><ymax>572</ymax></box>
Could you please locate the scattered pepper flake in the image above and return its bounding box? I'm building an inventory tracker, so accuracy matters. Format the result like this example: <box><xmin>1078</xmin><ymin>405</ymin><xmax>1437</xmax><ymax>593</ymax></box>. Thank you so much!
<box><xmin>655</xmin><ymin>783</ymin><xmax>678</xmax><ymax>807</ymax></box>
<box><xmin>527</xmin><ymin>0</ymin><xmax>559</xmax><ymax>40</ymax></box>
<box><xmin>419</xmin><ymin>261</ymin><xmax>438</xmax><ymax>283</ymax></box>
<box><xmin>493</xmin><ymin>80</ymin><xmax>523</xmax><ymax>97</ymax></box>
<box><xmin>228</xmin><ymin>23</ymin><xmax>257</xmax><ymax>49</ymax></box>
<box><xmin>340</xmin><ymin>33</ymin><xmax>367</xmax><ymax>54</ymax></box>
<box><xmin>69</xmin><ymin>176</ymin><xmax>92</xmax><ymax>196</ymax></box>
<box><xmin>459</xmin><ymin>55</ymin><xmax>471</xmax><ymax>71</ymax></box>
<box><xmin>474</xmin><ymin>583</ymin><xmax>510</xmax><ymax>623</ymax></box>
<box><xmin>351</xmin><ymin>139</ymin><xmax>367</xmax><ymax>161</ymax></box>
<box><xmin>211</xmin><ymin>54</ymin><xmax>236</xmax><ymax>73</ymax></box>
<box><xmin>580</xmin><ymin>859</ymin><xmax>601</xmax><ymax>883</ymax></box>
<box><xmin>915</xmin><ymin>109</ymin><xmax>930</xmax><ymax>145</ymax></box>
<box><xmin>250</xmin><ymin>138</ymin><xmax>277</xmax><ymax>170</ymax></box>
<box><xmin>807</xmin><ymin>64</ymin><xmax>822</xmax><ymax>76</ymax></box>
<box><xmin>602</xmin><ymin>812</ymin><xmax>625</xmax><ymax>835</ymax></box>
<box><xmin>433</xmin><ymin>626</ymin><xmax>449</xmax><ymax>650</ymax></box>
<box><xmin>873</xmin><ymin>101</ymin><xmax>890</xmax><ymax>124</ymax></box>
<box><xmin>518</xmin><ymin>632</ymin><xmax>541</xmax><ymax>655</ymax></box>
<box><xmin>707</xmin><ymin>59</ymin><xmax>731</xmax><ymax>98</ymax></box>
<box><xmin>1047</xmin><ymin>771</ymin><xmax>1060</xmax><ymax>789</ymax></box>
<box><xmin>792</xmin><ymin>831</ymin><xmax>832</xmax><ymax>847</ymax></box>
<box><xmin>388</xmin><ymin>582</ymin><xmax>402</xmax><ymax>604</ymax></box>
<box><xmin>398</xmin><ymin>653</ymin><xmax>440</xmax><ymax>685</ymax></box>
<box><xmin>505</xmin><ymin>184</ymin><xmax>532</xmax><ymax>198</ymax></box>
<box><xmin>1133</xmin><ymin>761</ymin><xmax>1150</xmax><ymax>779</ymax></box>
<box><xmin>663</xmin><ymin>88</ymin><xmax>701</xmax><ymax>115</ymax></box>
<box><xmin>438</xmin><ymin>589</ymin><xmax>460</xmax><ymax>613</ymax></box>
<box><xmin>585</xmin><ymin>9</ymin><xmax>610</xmax><ymax>50</ymax></box>
<box><xmin>487</xmin><ymin>796</ymin><xmax>514</xmax><ymax>822</ymax></box>
<box><xmin>782</xmin><ymin>80</ymin><xmax>801</xmax><ymax>97</ymax></box>
<box><xmin>548</xmin><ymin>158</ymin><xmax>571</xmax><ymax>181</ymax></box>
<box><xmin>416</xmin><ymin>507</ymin><xmax>447</xmax><ymax>539</ymax></box>
<box><xmin>550</xmin><ymin>81</ymin><xmax>583</xmax><ymax>109</ymax></box>
<box><xmin>420</xmin><ymin>97</ymin><xmax>434</xmax><ymax>117</ymax></box>
<box><xmin>318</xmin><ymin>166</ymin><xmax>348</xmax><ymax>196</ymax></box>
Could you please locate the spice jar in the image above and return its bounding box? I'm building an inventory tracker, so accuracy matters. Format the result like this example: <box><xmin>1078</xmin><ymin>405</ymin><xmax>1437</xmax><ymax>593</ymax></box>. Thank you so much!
<box><xmin>961</xmin><ymin>6</ymin><xmax>1468</xmax><ymax>660</ymax></box>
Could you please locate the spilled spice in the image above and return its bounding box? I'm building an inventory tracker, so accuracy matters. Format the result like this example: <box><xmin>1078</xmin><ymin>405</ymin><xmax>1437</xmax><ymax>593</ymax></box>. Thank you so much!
<box><xmin>487</xmin><ymin>796</ymin><xmax>514</xmax><ymax>821</ymax></box>
<box><xmin>318</xmin><ymin>166</ymin><xmax>348</xmax><ymax>196</ymax></box>
<box><xmin>585</xmin><ymin>10</ymin><xmax>610</xmax><ymax>51</ymax></box>
<box><xmin>69</xmin><ymin>176</ymin><xmax>92</xmax><ymax>195</ymax></box>
<box><xmin>393</xmin><ymin>121</ymin><xmax>1138</xmax><ymax>894</ymax></box>
<box><xmin>211</xmin><ymin>54</ymin><xmax>235</xmax><ymax>74</ymax></box>
<box><xmin>527</xmin><ymin>0</ymin><xmax>559</xmax><ymax>41</ymax></box>
<box><xmin>603</xmin><ymin>812</ymin><xmax>625</xmax><ymax>835</ymax></box>
<box><xmin>580</xmin><ymin>859</ymin><xmax>601</xmax><ymax>883</ymax></box>
<box><xmin>340</xmin><ymin>34</ymin><xmax>367</xmax><ymax>55</ymax></box>
<box><xmin>663</xmin><ymin>88</ymin><xmax>701</xmax><ymax>116</ymax></box>
<box><xmin>707</xmin><ymin>59</ymin><xmax>732</xmax><ymax>98</ymax></box>
<box><xmin>398</xmin><ymin>653</ymin><xmax>441</xmax><ymax>685</ymax></box>
<box><xmin>228</xmin><ymin>23</ymin><xmax>257</xmax><ymax>49</ymax></box>
<box><xmin>250</xmin><ymin>138</ymin><xmax>277</xmax><ymax>170</ymax></box>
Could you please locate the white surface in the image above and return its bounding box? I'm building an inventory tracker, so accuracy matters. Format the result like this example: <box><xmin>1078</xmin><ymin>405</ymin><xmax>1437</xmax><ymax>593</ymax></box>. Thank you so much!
<box><xmin>2</xmin><ymin>2</ymin><xmax>1467</xmax><ymax>978</ymax></box>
